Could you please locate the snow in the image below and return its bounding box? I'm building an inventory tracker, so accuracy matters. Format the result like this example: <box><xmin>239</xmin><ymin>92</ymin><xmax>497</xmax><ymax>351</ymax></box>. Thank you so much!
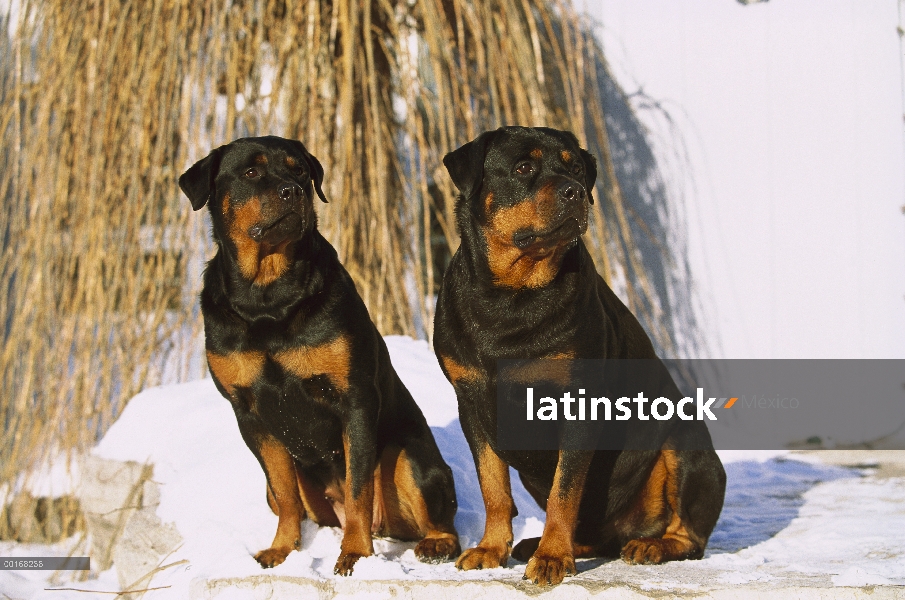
<box><xmin>3</xmin><ymin>337</ymin><xmax>904</xmax><ymax>599</ymax></box>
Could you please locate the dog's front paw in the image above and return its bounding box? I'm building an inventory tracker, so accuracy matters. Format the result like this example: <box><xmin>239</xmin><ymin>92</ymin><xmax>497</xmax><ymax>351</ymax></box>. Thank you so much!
<box><xmin>254</xmin><ymin>546</ymin><xmax>292</xmax><ymax>568</ymax></box>
<box><xmin>415</xmin><ymin>534</ymin><xmax>461</xmax><ymax>563</ymax></box>
<box><xmin>523</xmin><ymin>553</ymin><xmax>576</xmax><ymax>586</ymax></box>
<box><xmin>621</xmin><ymin>537</ymin><xmax>675</xmax><ymax>564</ymax></box>
<box><xmin>334</xmin><ymin>551</ymin><xmax>365</xmax><ymax>576</ymax></box>
<box><xmin>455</xmin><ymin>545</ymin><xmax>509</xmax><ymax>570</ymax></box>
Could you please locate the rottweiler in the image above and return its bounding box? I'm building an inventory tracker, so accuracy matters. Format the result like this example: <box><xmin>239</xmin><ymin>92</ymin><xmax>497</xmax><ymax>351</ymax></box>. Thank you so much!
<box><xmin>178</xmin><ymin>136</ymin><xmax>460</xmax><ymax>575</ymax></box>
<box><xmin>434</xmin><ymin>126</ymin><xmax>725</xmax><ymax>585</ymax></box>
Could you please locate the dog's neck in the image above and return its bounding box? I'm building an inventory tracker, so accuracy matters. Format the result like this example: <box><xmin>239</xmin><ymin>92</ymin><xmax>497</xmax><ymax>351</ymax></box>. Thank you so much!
<box><xmin>443</xmin><ymin>210</ymin><xmax>592</xmax><ymax>362</ymax></box>
<box><xmin>212</xmin><ymin>228</ymin><xmax>333</xmax><ymax>322</ymax></box>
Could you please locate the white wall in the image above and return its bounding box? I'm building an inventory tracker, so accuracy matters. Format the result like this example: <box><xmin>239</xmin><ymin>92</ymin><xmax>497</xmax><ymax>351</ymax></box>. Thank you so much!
<box><xmin>588</xmin><ymin>0</ymin><xmax>905</xmax><ymax>358</ymax></box>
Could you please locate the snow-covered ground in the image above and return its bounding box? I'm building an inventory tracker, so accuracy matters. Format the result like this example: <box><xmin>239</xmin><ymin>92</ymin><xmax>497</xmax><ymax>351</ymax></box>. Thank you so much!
<box><xmin>2</xmin><ymin>337</ymin><xmax>903</xmax><ymax>599</ymax></box>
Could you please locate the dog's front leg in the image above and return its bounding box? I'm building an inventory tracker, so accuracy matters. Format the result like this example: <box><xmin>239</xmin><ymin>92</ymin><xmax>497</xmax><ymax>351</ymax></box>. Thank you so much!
<box><xmin>524</xmin><ymin>449</ymin><xmax>593</xmax><ymax>585</ymax></box>
<box><xmin>233</xmin><ymin>416</ymin><xmax>305</xmax><ymax>569</ymax></box>
<box><xmin>334</xmin><ymin>403</ymin><xmax>377</xmax><ymax>575</ymax></box>
<box><xmin>252</xmin><ymin>436</ymin><xmax>304</xmax><ymax>567</ymax></box>
<box><xmin>456</xmin><ymin>441</ymin><xmax>515</xmax><ymax>570</ymax></box>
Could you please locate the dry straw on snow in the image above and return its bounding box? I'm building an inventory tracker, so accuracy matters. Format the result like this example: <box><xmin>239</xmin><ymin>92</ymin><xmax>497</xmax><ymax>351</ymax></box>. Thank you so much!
<box><xmin>0</xmin><ymin>0</ymin><xmax>699</xmax><ymax>541</ymax></box>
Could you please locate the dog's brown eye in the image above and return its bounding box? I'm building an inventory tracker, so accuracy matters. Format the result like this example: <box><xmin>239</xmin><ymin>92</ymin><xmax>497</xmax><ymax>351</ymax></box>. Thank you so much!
<box><xmin>244</xmin><ymin>168</ymin><xmax>260</xmax><ymax>178</ymax></box>
<box><xmin>515</xmin><ymin>162</ymin><xmax>533</xmax><ymax>175</ymax></box>
<box><xmin>571</xmin><ymin>164</ymin><xmax>583</xmax><ymax>175</ymax></box>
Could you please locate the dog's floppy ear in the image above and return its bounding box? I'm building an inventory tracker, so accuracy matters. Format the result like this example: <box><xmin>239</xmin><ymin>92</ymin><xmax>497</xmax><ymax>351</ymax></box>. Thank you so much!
<box><xmin>304</xmin><ymin>151</ymin><xmax>328</xmax><ymax>204</ymax></box>
<box><xmin>179</xmin><ymin>148</ymin><xmax>224</xmax><ymax>211</ymax></box>
<box><xmin>289</xmin><ymin>139</ymin><xmax>328</xmax><ymax>203</ymax></box>
<box><xmin>579</xmin><ymin>148</ymin><xmax>598</xmax><ymax>205</ymax></box>
<box><xmin>443</xmin><ymin>129</ymin><xmax>499</xmax><ymax>202</ymax></box>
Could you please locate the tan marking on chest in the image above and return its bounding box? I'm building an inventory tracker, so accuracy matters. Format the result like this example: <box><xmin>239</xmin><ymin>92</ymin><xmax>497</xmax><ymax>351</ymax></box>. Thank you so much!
<box><xmin>499</xmin><ymin>351</ymin><xmax>574</xmax><ymax>386</ymax></box>
<box><xmin>273</xmin><ymin>335</ymin><xmax>352</xmax><ymax>393</ymax></box>
<box><xmin>207</xmin><ymin>350</ymin><xmax>266</xmax><ymax>396</ymax></box>
<box><xmin>439</xmin><ymin>355</ymin><xmax>481</xmax><ymax>385</ymax></box>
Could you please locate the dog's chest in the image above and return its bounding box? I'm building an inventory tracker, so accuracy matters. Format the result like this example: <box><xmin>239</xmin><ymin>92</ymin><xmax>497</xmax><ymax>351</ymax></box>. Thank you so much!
<box><xmin>253</xmin><ymin>368</ymin><xmax>345</xmax><ymax>466</ymax></box>
<box><xmin>206</xmin><ymin>335</ymin><xmax>349</xmax><ymax>394</ymax></box>
<box><xmin>205</xmin><ymin>343</ymin><xmax>348</xmax><ymax>461</ymax></box>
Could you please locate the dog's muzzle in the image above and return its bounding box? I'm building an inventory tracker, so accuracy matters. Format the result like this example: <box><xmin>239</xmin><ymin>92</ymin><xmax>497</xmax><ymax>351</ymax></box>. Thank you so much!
<box><xmin>248</xmin><ymin>211</ymin><xmax>304</xmax><ymax>244</ymax></box>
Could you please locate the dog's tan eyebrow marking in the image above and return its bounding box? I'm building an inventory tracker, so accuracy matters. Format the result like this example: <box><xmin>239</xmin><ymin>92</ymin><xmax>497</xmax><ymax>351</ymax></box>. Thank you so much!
<box><xmin>530</xmin><ymin>149</ymin><xmax>543</xmax><ymax>159</ymax></box>
<box><xmin>286</xmin><ymin>156</ymin><xmax>297</xmax><ymax>167</ymax></box>
<box><xmin>561</xmin><ymin>151</ymin><xmax>572</xmax><ymax>162</ymax></box>
<box><xmin>254</xmin><ymin>154</ymin><xmax>268</xmax><ymax>164</ymax></box>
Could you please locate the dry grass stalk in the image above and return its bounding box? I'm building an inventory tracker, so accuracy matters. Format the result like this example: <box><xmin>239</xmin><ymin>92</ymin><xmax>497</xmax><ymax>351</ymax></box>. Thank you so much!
<box><xmin>0</xmin><ymin>0</ymin><xmax>695</xmax><ymax>540</ymax></box>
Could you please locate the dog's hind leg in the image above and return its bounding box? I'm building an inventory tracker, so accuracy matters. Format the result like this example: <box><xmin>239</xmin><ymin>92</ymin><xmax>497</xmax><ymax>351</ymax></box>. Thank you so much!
<box><xmin>294</xmin><ymin>463</ymin><xmax>341</xmax><ymax>528</ymax></box>
<box><xmin>617</xmin><ymin>432</ymin><xmax>725</xmax><ymax>564</ymax></box>
<box><xmin>378</xmin><ymin>442</ymin><xmax>460</xmax><ymax>563</ymax></box>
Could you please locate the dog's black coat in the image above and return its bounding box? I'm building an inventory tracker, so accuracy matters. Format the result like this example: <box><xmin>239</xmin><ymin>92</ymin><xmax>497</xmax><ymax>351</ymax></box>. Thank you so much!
<box><xmin>434</xmin><ymin>126</ymin><xmax>725</xmax><ymax>585</ymax></box>
<box><xmin>179</xmin><ymin>136</ymin><xmax>459</xmax><ymax>576</ymax></box>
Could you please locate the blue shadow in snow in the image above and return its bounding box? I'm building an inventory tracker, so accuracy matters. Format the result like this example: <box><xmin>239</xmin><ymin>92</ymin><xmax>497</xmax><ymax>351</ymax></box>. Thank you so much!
<box><xmin>707</xmin><ymin>457</ymin><xmax>854</xmax><ymax>554</ymax></box>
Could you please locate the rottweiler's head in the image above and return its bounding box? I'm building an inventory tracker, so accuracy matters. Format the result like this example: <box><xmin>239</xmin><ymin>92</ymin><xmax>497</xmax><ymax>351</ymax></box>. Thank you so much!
<box><xmin>443</xmin><ymin>126</ymin><xmax>597</xmax><ymax>289</ymax></box>
<box><xmin>179</xmin><ymin>136</ymin><xmax>327</xmax><ymax>286</ymax></box>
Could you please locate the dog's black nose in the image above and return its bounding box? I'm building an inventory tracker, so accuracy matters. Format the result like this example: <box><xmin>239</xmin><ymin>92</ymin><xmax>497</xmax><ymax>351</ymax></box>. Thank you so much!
<box><xmin>558</xmin><ymin>181</ymin><xmax>586</xmax><ymax>203</ymax></box>
<box><xmin>279</xmin><ymin>183</ymin><xmax>302</xmax><ymax>201</ymax></box>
